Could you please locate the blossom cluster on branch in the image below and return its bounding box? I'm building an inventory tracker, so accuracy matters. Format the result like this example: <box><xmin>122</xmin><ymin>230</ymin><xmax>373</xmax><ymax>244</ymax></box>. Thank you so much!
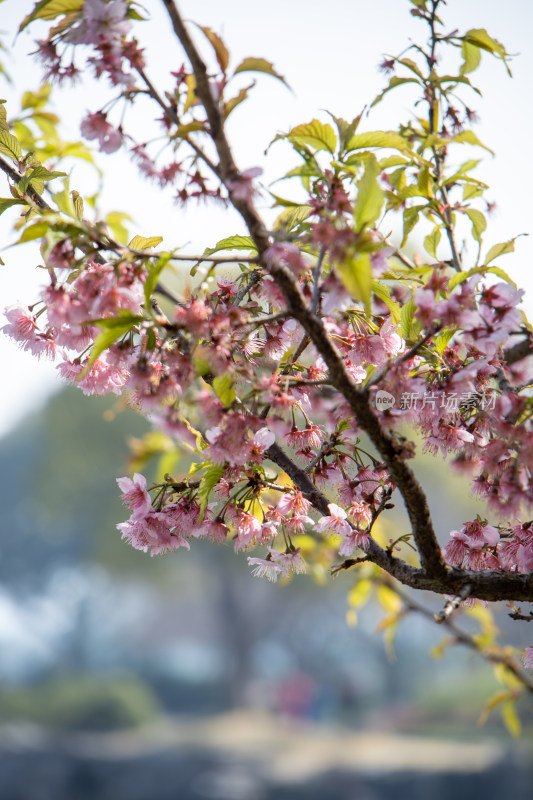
<box><xmin>2</xmin><ymin>0</ymin><xmax>533</xmax><ymax>704</ymax></box>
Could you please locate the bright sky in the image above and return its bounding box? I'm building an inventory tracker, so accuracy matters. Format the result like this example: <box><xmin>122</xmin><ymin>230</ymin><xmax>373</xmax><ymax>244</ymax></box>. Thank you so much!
<box><xmin>1</xmin><ymin>0</ymin><xmax>532</xmax><ymax>436</ymax></box>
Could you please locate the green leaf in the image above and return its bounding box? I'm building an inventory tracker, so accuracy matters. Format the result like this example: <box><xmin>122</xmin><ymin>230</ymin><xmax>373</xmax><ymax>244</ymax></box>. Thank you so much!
<box><xmin>353</xmin><ymin>155</ymin><xmax>384</xmax><ymax>230</ymax></box>
<box><xmin>463</xmin><ymin>28</ymin><xmax>512</xmax><ymax>76</ymax></box>
<box><xmin>19</xmin><ymin>0</ymin><xmax>83</xmax><ymax>31</ymax></box>
<box><xmin>501</xmin><ymin>701</ymin><xmax>521</xmax><ymax>738</ymax></box>
<box><xmin>81</xmin><ymin>314</ymin><xmax>141</xmax><ymax>376</ymax></box>
<box><xmin>460</xmin><ymin>40</ymin><xmax>482</xmax><ymax>75</ymax></box>
<box><xmin>273</xmin><ymin>204</ymin><xmax>312</xmax><ymax>232</ymax></box>
<box><xmin>463</xmin><ymin>183</ymin><xmax>484</xmax><ymax>201</ymax></box>
<box><xmin>448</xmin><ymin>264</ymin><xmax>517</xmax><ymax>291</ymax></box>
<box><xmin>424</xmin><ymin>226</ymin><xmax>441</xmax><ymax>258</ymax></box>
<box><xmin>16</xmin><ymin>220</ymin><xmax>49</xmax><ymax>242</ymax></box>
<box><xmin>288</xmin><ymin>119</ymin><xmax>337</xmax><ymax>154</ymax></box>
<box><xmin>328</xmin><ymin>112</ymin><xmax>362</xmax><ymax>153</ymax></box>
<box><xmin>224</xmin><ymin>84</ymin><xmax>253</xmax><ymax>118</ymax></box>
<box><xmin>21</xmin><ymin>84</ymin><xmax>52</xmax><ymax>110</ymax></box>
<box><xmin>337</xmin><ymin>252</ymin><xmax>372</xmax><ymax>313</ymax></box>
<box><xmin>71</xmin><ymin>190</ymin><xmax>83</xmax><ymax>221</ymax></box>
<box><xmin>400</xmin><ymin>298</ymin><xmax>416</xmax><ymax>340</ymax></box>
<box><xmin>144</xmin><ymin>252</ymin><xmax>172</xmax><ymax>309</ymax></box>
<box><xmin>93</xmin><ymin>313</ymin><xmax>143</xmax><ymax>330</ymax></box>
<box><xmin>401</xmin><ymin>205</ymin><xmax>424</xmax><ymax>246</ymax></box>
<box><xmin>346</xmin><ymin>131</ymin><xmax>407</xmax><ymax>152</ymax></box>
<box><xmin>0</xmin><ymin>130</ymin><xmax>22</xmax><ymax>161</ymax></box>
<box><xmin>196</xmin><ymin>25</ymin><xmax>230</xmax><ymax>74</ymax></box>
<box><xmin>0</xmin><ymin>198</ymin><xmax>25</xmax><ymax>215</ymax></box>
<box><xmin>233</xmin><ymin>57</ymin><xmax>288</xmax><ymax>86</ymax></box>
<box><xmin>0</xmin><ymin>104</ymin><xmax>7</xmax><ymax>132</ymax></box>
<box><xmin>212</xmin><ymin>373</ymin><xmax>236</xmax><ymax>407</ymax></box>
<box><xmin>433</xmin><ymin>328</ymin><xmax>455</xmax><ymax>355</ymax></box>
<box><xmin>28</xmin><ymin>166</ymin><xmax>66</xmax><ymax>183</ymax></box>
<box><xmin>371</xmin><ymin>76</ymin><xmax>421</xmax><ymax>107</ymax></box>
<box><xmin>465</xmin><ymin>208</ymin><xmax>487</xmax><ymax>245</ymax></box>
<box><xmin>106</xmin><ymin>211</ymin><xmax>132</xmax><ymax>244</ymax></box>
<box><xmin>485</xmin><ymin>239</ymin><xmax>517</xmax><ymax>264</ymax></box>
<box><xmin>197</xmin><ymin>464</ymin><xmax>226</xmax><ymax>521</ymax></box>
<box><xmin>371</xmin><ymin>280</ymin><xmax>401</xmax><ymax>324</ymax></box>
<box><xmin>128</xmin><ymin>234</ymin><xmax>163</xmax><ymax>251</ymax></box>
<box><xmin>202</xmin><ymin>235</ymin><xmax>257</xmax><ymax>258</ymax></box>
<box><xmin>452</xmin><ymin>130</ymin><xmax>494</xmax><ymax>155</ymax></box>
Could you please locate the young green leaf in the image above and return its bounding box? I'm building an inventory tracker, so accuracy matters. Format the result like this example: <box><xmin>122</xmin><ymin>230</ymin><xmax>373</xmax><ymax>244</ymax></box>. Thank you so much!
<box><xmin>485</xmin><ymin>239</ymin><xmax>517</xmax><ymax>264</ymax></box>
<box><xmin>19</xmin><ymin>0</ymin><xmax>83</xmax><ymax>32</ymax></box>
<box><xmin>128</xmin><ymin>235</ymin><xmax>163</xmax><ymax>251</ymax></box>
<box><xmin>196</xmin><ymin>25</ymin><xmax>230</xmax><ymax>74</ymax></box>
<box><xmin>233</xmin><ymin>57</ymin><xmax>288</xmax><ymax>87</ymax></box>
<box><xmin>288</xmin><ymin>119</ymin><xmax>337</xmax><ymax>154</ymax></box>
<box><xmin>144</xmin><ymin>252</ymin><xmax>172</xmax><ymax>309</ymax></box>
<box><xmin>460</xmin><ymin>40</ymin><xmax>482</xmax><ymax>75</ymax></box>
<box><xmin>197</xmin><ymin>464</ymin><xmax>226</xmax><ymax>521</ymax></box>
<box><xmin>0</xmin><ymin>130</ymin><xmax>22</xmax><ymax>161</ymax></box>
<box><xmin>424</xmin><ymin>226</ymin><xmax>441</xmax><ymax>258</ymax></box>
<box><xmin>337</xmin><ymin>252</ymin><xmax>372</xmax><ymax>313</ymax></box>
<box><xmin>353</xmin><ymin>155</ymin><xmax>384</xmax><ymax>230</ymax></box>
<box><xmin>212</xmin><ymin>373</ymin><xmax>236</xmax><ymax>407</ymax></box>
<box><xmin>465</xmin><ymin>208</ymin><xmax>487</xmax><ymax>245</ymax></box>
<box><xmin>0</xmin><ymin>198</ymin><xmax>26</xmax><ymax>215</ymax></box>
<box><xmin>345</xmin><ymin>131</ymin><xmax>407</xmax><ymax>152</ymax></box>
<box><xmin>463</xmin><ymin>28</ymin><xmax>512</xmax><ymax>76</ymax></box>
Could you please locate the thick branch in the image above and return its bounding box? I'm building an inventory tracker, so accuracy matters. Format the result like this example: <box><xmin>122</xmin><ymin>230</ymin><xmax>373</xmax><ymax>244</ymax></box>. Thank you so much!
<box><xmin>382</xmin><ymin>576</ymin><xmax>533</xmax><ymax>693</ymax></box>
<box><xmin>163</xmin><ymin>0</ymin><xmax>447</xmax><ymax>581</ymax></box>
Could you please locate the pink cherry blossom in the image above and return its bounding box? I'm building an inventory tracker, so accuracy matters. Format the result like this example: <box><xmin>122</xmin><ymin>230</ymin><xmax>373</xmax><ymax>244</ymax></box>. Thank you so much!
<box><xmin>81</xmin><ymin>112</ymin><xmax>123</xmax><ymax>153</ymax></box>
<box><xmin>116</xmin><ymin>473</ymin><xmax>153</xmax><ymax>518</ymax></box>
<box><xmin>314</xmin><ymin>503</ymin><xmax>352</xmax><ymax>537</ymax></box>
<box><xmin>247</xmin><ymin>556</ymin><xmax>282</xmax><ymax>582</ymax></box>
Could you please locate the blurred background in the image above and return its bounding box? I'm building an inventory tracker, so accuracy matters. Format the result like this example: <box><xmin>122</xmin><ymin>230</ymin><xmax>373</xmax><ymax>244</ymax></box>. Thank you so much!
<box><xmin>1</xmin><ymin>1</ymin><xmax>533</xmax><ymax>798</ymax></box>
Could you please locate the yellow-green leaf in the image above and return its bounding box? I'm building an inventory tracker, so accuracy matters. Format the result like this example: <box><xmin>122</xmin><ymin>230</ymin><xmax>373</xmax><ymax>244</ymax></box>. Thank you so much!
<box><xmin>337</xmin><ymin>252</ymin><xmax>372</xmax><ymax>313</ymax></box>
<box><xmin>273</xmin><ymin>204</ymin><xmax>312</xmax><ymax>232</ymax></box>
<box><xmin>501</xmin><ymin>701</ymin><xmax>521</xmax><ymax>738</ymax></box>
<box><xmin>347</xmin><ymin>579</ymin><xmax>372</xmax><ymax>608</ymax></box>
<box><xmin>128</xmin><ymin>234</ymin><xmax>163</xmax><ymax>251</ymax></box>
<box><xmin>485</xmin><ymin>239</ymin><xmax>517</xmax><ymax>265</ymax></box>
<box><xmin>183</xmin><ymin>74</ymin><xmax>197</xmax><ymax>113</ymax></box>
<box><xmin>16</xmin><ymin>220</ymin><xmax>49</xmax><ymax>242</ymax></box>
<box><xmin>424</xmin><ymin>226</ymin><xmax>441</xmax><ymax>258</ymax></box>
<box><xmin>80</xmin><ymin>318</ymin><xmax>139</xmax><ymax>376</ymax></box>
<box><xmin>197</xmin><ymin>464</ymin><xmax>226</xmax><ymax>521</ymax></box>
<box><xmin>463</xmin><ymin>28</ymin><xmax>511</xmax><ymax>76</ymax></box>
<box><xmin>233</xmin><ymin>57</ymin><xmax>288</xmax><ymax>87</ymax></box>
<box><xmin>289</xmin><ymin>119</ymin><xmax>337</xmax><ymax>154</ymax></box>
<box><xmin>106</xmin><ymin>211</ymin><xmax>132</xmax><ymax>244</ymax></box>
<box><xmin>144</xmin><ymin>252</ymin><xmax>172</xmax><ymax>308</ymax></box>
<box><xmin>452</xmin><ymin>130</ymin><xmax>494</xmax><ymax>155</ymax></box>
<box><xmin>465</xmin><ymin>208</ymin><xmax>487</xmax><ymax>245</ymax></box>
<box><xmin>19</xmin><ymin>0</ymin><xmax>83</xmax><ymax>31</ymax></box>
<box><xmin>354</xmin><ymin>155</ymin><xmax>384</xmax><ymax>230</ymax></box>
<box><xmin>212</xmin><ymin>373</ymin><xmax>236</xmax><ymax>407</ymax></box>
<box><xmin>0</xmin><ymin>130</ymin><xmax>22</xmax><ymax>161</ymax></box>
<box><xmin>196</xmin><ymin>25</ymin><xmax>230</xmax><ymax>73</ymax></box>
<box><xmin>371</xmin><ymin>280</ymin><xmax>401</xmax><ymax>324</ymax></box>
<box><xmin>460</xmin><ymin>40</ymin><xmax>482</xmax><ymax>75</ymax></box>
<box><xmin>71</xmin><ymin>190</ymin><xmax>83</xmax><ymax>221</ymax></box>
<box><xmin>0</xmin><ymin>198</ymin><xmax>25</xmax><ymax>215</ymax></box>
<box><xmin>377</xmin><ymin>584</ymin><xmax>403</xmax><ymax>614</ymax></box>
<box><xmin>346</xmin><ymin>131</ymin><xmax>407</xmax><ymax>152</ymax></box>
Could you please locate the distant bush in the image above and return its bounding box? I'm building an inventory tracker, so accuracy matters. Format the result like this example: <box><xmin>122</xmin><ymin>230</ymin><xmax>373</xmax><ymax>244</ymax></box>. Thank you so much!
<box><xmin>0</xmin><ymin>675</ymin><xmax>161</xmax><ymax>731</ymax></box>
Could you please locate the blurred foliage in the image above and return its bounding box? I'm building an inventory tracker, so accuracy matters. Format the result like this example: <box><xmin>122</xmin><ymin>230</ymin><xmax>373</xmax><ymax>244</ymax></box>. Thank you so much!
<box><xmin>0</xmin><ymin>674</ymin><xmax>161</xmax><ymax>731</ymax></box>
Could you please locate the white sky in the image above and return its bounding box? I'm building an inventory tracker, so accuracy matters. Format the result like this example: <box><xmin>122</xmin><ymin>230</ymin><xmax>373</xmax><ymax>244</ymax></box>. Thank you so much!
<box><xmin>1</xmin><ymin>0</ymin><xmax>532</xmax><ymax>436</ymax></box>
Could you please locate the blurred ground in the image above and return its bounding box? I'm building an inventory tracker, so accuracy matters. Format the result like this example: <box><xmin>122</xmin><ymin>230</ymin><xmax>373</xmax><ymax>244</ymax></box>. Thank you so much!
<box><xmin>0</xmin><ymin>709</ymin><xmax>531</xmax><ymax>800</ymax></box>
